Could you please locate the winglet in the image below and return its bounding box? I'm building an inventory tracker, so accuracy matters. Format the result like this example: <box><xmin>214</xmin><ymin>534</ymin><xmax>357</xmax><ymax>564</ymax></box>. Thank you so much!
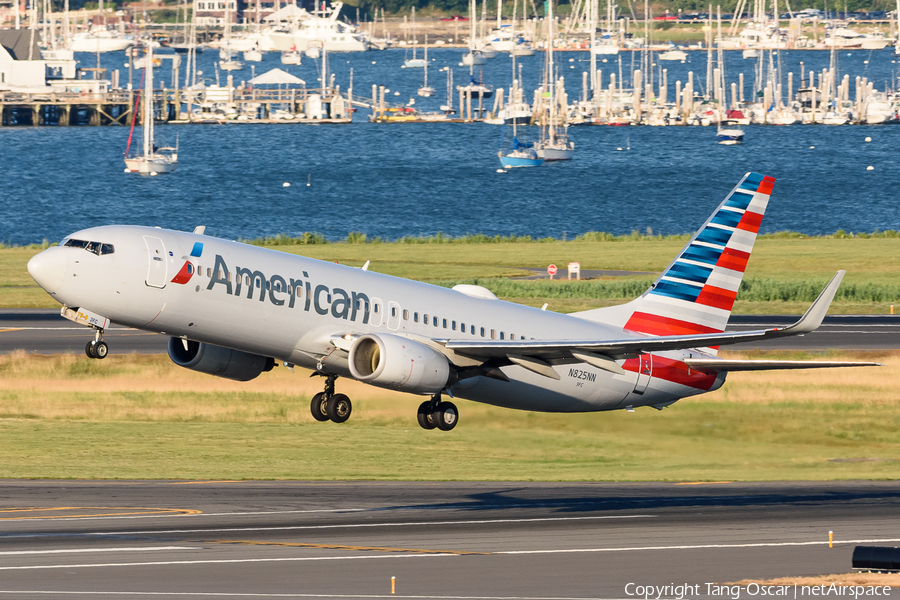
<box><xmin>778</xmin><ymin>270</ymin><xmax>845</xmax><ymax>335</ymax></box>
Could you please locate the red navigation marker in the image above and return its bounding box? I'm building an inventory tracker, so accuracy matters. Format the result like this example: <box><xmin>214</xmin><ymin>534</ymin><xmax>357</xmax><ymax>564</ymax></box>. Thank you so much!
<box><xmin>547</xmin><ymin>264</ymin><xmax>558</xmax><ymax>279</ymax></box>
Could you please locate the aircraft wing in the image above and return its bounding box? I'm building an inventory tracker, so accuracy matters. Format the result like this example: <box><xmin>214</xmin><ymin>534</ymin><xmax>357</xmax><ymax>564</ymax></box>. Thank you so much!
<box><xmin>443</xmin><ymin>271</ymin><xmax>875</xmax><ymax>369</ymax></box>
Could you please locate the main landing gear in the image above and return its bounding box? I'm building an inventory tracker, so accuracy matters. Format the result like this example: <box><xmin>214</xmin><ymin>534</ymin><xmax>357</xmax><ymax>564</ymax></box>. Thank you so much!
<box><xmin>417</xmin><ymin>393</ymin><xmax>458</xmax><ymax>432</ymax></box>
<box><xmin>309</xmin><ymin>373</ymin><xmax>352</xmax><ymax>424</ymax></box>
<box><xmin>84</xmin><ymin>330</ymin><xmax>108</xmax><ymax>359</ymax></box>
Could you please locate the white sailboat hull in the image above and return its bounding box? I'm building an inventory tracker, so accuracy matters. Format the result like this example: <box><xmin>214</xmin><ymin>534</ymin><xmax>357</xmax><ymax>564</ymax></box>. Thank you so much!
<box><xmin>124</xmin><ymin>155</ymin><xmax>178</xmax><ymax>174</ymax></box>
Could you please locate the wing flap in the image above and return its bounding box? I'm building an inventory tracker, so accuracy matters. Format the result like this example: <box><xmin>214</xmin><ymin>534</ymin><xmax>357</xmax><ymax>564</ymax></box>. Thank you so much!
<box><xmin>685</xmin><ymin>359</ymin><xmax>881</xmax><ymax>372</ymax></box>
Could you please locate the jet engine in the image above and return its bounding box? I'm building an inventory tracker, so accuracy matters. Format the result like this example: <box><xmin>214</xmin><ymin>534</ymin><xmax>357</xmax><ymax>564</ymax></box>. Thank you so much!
<box><xmin>167</xmin><ymin>338</ymin><xmax>275</xmax><ymax>382</ymax></box>
<box><xmin>348</xmin><ymin>334</ymin><xmax>451</xmax><ymax>394</ymax></box>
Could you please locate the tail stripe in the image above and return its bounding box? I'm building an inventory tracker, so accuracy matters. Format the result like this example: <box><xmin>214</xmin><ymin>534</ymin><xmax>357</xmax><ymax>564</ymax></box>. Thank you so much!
<box><xmin>621</xmin><ymin>172</ymin><xmax>775</xmax><ymax>342</ymax></box>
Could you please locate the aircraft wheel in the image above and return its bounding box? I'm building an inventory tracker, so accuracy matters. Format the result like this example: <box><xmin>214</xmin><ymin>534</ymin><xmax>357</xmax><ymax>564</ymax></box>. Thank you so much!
<box><xmin>85</xmin><ymin>341</ymin><xmax>96</xmax><ymax>359</ymax></box>
<box><xmin>310</xmin><ymin>393</ymin><xmax>329</xmax><ymax>422</ymax></box>
<box><xmin>327</xmin><ymin>393</ymin><xmax>352</xmax><ymax>423</ymax></box>
<box><xmin>433</xmin><ymin>401</ymin><xmax>459</xmax><ymax>431</ymax></box>
<box><xmin>417</xmin><ymin>401</ymin><xmax>436</xmax><ymax>430</ymax></box>
<box><xmin>93</xmin><ymin>341</ymin><xmax>109</xmax><ymax>359</ymax></box>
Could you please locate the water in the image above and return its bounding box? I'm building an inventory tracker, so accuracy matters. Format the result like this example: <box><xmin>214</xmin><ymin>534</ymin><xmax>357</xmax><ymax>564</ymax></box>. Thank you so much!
<box><xmin>2</xmin><ymin>48</ymin><xmax>900</xmax><ymax>245</ymax></box>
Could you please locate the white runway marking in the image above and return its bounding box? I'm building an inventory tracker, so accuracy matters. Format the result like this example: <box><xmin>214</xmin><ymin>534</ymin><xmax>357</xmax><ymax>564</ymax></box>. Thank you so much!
<box><xmin>0</xmin><ymin>592</ymin><xmax>627</xmax><ymax>599</ymax></box>
<box><xmin>89</xmin><ymin>514</ymin><xmax>656</xmax><ymax>536</ymax></box>
<box><xmin>0</xmin><ymin>592</ymin><xmax>626</xmax><ymax>599</ymax></box>
<box><xmin>0</xmin><ymin>552</ymin><xmax>456</xmax><ymax>571</ymax></box>
<box><xmin>0</xmin><ymin>547</ymin><xmax>198</xmax><ymax>556</ymax></box>
<box><xmin>495</xmin><ymin>537</ymin><xmax>900</xmax><ymax>554</ymax></box>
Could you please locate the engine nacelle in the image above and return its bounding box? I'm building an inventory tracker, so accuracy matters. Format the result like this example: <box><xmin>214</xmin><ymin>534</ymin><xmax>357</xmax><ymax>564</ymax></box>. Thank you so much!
<box><xmin>167</xmin><ymin>338</ymin><xmax>275</xmax><ymax>382</ymax></box>
<box><xmin>348</xmin><ymin>334</ymin><xmax>451</xmax><ymax>394</ymax></box>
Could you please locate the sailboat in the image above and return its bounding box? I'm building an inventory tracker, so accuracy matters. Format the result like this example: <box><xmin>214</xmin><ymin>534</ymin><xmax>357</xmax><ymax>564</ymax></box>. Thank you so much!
<box><xmin>534</xmin><ymin>0</ymin><xmax>574</xmax><ymax>161</ymax></box>
<box><xmin>417</xmin><ymin>35</ymin><xmax>436</xmax><ymax>96</ymax></box>
<box><xmin>219</xmin><ymin>7</ymin><xmax>244</xmax><ymax>71</ymax></box>
<box><xmin>461</xmin><ymin>0</ymin><xmax>486</xmax><ymax>65</ymax></box>
<box><xmin>498</xmin><ymin>121</ymin><xmax>543</xmax><ymax>168</ymax></box>
<box><xmin>124</xmin><ymin>44</ymin><xmax>178</xmax><ymax>175</ymax></box>
<box><xmin>498</xmin><ymin>56</ymin><xmax>541</xmax><ymax>169</ymax></box>
<box><xmin>403</xmin><ymin>8</ymin><xmax>426</xmax><ymax>67</ymax></box>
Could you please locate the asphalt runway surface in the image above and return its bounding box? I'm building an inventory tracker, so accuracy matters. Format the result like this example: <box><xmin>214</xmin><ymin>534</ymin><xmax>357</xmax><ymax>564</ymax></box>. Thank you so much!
<box><xmin>1</xmin><ymin>309</ymin><xmax>898</xmax><ymax>355</ymax></box>
<box><xmin>0</xmin><ymin>481</ymin><xmax>898</xmax><ymax>599</ymax></box>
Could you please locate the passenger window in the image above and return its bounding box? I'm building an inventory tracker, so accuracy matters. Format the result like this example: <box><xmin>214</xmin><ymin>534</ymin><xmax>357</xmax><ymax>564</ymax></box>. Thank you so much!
<box><xmin>510</xmin><ymin>334</ymin><xmax>516</xmax><ymax>340</ymax></box>
<box><xmin>227</xmin><ymin>272</ymin><xmax>232</xmax><ymax>282</ymax></box>
<box><xmin>374</xmin><ymin>304</ymin><xmax>381</xmax><ymax>314</ymax></box>
<box><xmin>491</xmin><ymin>329</ymin><xmax>497</xmax><ymax>339</ymax></box>
<box><xmin>460</xmin><ymin>322</ymin><xmax>465</xmax><ymax>332</ymax></box>
<box><xmin>442</xmin><ymin>319</ymin><xmax>447</xmax><ymax>329</ymax></box>
<box><xmin>187</xmin><ymin>263</ymin><xmax>194</xmax><ymax>275</ymax></box>
<box><xmin>296</xmin><ymin>286</ymin><xmax>303</xmax><ymax>298</ymax></box>
<box><xmin>207</xmin><ymin>268</ymin><xmax>212</xmax><ymax>278</ymax></box>
<box><xmin>391</xmin><ymin>306</ymin><xmax>397</xmax><ymax>318</ymax></box>
<box><xmin>471</xmin><ymin>325</ymin><xmax>476</xmax><ymax>335</ymax></box>
<box><xmin>480</xmin><ymin>327</ymin><xmax>485</xmax><ymax>337</ymax></box>
<box><xmin>413</xmin><ymin>312</ymin><xmax>419</xmax><ymax>323</ymax></box>
<box><xmin>433</xmin><ymin>316</ymin><xmax>438</xmax><ymax>327</ymax></box>
<box><xmin>500</xmin><ymin>332</ymin><xmax>505</xmax><ymax>340</ymax></box>
<box><xmin>403</xmin><ymin>309</ymin><xmax>409</xmax><ymax>320</ymax></box>
<box><xmin>452</xmin><ymin>321</ymin><xmax>457</xmax><ymax>331</ymax></box>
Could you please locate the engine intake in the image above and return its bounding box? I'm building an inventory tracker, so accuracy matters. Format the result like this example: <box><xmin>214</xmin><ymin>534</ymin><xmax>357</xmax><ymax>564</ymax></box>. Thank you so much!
<box><xmin>167</xmin><ymin>338</ymin><xmax>275</xmax><ymax>382</ymax></box>
<box><xmin>348</xmin><ymin>334</ymin><xmax>451</xmax><ymax>394</ymax></box>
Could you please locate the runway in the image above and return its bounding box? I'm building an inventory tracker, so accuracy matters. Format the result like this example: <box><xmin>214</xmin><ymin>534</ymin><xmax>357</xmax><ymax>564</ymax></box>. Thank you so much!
<box><xmin>2</xmin><ymin>310</ymin><xmax>899</xmax><ymax>355</ymax></box>
<box><xmin>0</xmin><ymin>481</ymin><xmax>898</xmax><ymax>599</ymax></box>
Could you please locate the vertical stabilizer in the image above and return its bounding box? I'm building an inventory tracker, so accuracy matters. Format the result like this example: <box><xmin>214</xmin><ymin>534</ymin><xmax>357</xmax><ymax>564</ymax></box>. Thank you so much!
<box><xmin>574</xmin><ymin>172</ymin><xmax>775</xmax><ymax>344</ymax></box>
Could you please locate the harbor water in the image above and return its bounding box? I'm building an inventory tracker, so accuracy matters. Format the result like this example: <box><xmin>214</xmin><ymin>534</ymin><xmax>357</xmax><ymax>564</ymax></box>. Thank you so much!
<box><xmin>2</xmin><ymin>48</ymin><xmax>899</xmax><ymax>244</ymax></box>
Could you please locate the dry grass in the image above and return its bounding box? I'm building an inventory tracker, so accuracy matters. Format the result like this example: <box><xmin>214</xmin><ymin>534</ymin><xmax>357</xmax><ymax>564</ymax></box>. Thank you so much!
<box><xmin>733</xmin><ymin>573</ymin><xmax>900</xmax><ymax>587</ymax></box>
<box><xmin>0</xmin><ymin>350</ymin><xmax>895</xmax><ymax>423</ymax></box>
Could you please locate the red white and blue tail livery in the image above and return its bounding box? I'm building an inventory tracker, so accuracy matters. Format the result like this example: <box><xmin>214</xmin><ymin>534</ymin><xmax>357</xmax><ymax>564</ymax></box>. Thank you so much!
<box><xmin>26</xmin><ymin>173</ymin><xmax>877</xmax><ymax>430</ymax></box>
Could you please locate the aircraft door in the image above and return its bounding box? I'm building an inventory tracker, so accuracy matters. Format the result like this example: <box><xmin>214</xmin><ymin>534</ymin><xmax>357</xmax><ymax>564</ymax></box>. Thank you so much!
<box><xmin>633</xmin><ymin>353</ymin><xmax>652</xmax><ymax>394</ymax></box>
<box><xmin>386</xmin><ymin>301</ymin><xmax>401</xmax><ymax>330</ymax></box>
<box><xmin>144</xmin><ymin>236</ymin><xmax>168</xmax><ymax>288</ymax></box>
<box><xmin>370</xmin><ymin>298</ymin><xmax>383</xmax><ymax>327</ymax></box>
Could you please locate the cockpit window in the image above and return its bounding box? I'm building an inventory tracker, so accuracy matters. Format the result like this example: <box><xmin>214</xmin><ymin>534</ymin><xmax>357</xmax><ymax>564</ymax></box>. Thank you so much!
<box><xmin>64</xmin><ymin>239</ymin><xmax>114</xmax><ymax>255</ymax></box>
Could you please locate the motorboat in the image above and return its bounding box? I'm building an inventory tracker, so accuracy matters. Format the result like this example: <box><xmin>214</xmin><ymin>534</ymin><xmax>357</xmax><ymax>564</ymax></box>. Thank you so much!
<box><xmin>716</xmin><ymin>123</ymin><xmax>744</xmax><ymax>144</ymax></box>
<box><xmin>462</xmin><ymin>50</ymin><xmax>487</xmax><ymax>65</ymax></box>
<box><xmin>71</xmin><ymin>28</ymin><xmax>134</xmax><ymax>52</ymax></box>
<box><xmin>511</xmin><ymin>43</ymin><xmax>536</xmax><ymax>56</ymax></box>
<box><xmin>658</xmin><ymin>49</ymin><xmax>687</xmax><ymax>61</ymax></box>
<box><xmin>281</xmin><ymin>50</ymin><xmax>302</xmax><ymax>64</ymax></box>
<box><xmin>498</xmin><ymin>146</ymin><xmax>543</xmax><ymax>168</ymax></box>
<box><xmin>243</xmin><ymin>47</ymin><xmax>263</xmax><ymax>62</ymax></box>
<box><xmin>268</xmin><ymin>2</ymin><xmax>368</xmax><ymax>52</ymax></box>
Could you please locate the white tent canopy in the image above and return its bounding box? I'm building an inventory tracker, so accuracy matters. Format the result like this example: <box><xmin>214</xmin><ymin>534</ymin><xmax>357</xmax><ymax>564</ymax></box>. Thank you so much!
<box><xmin>248</xmin><ymin>68</ymin><xmax>306</xmax><ymax>85</ymax></box>
<box><xmin>263</xmin><ymin>4</ymin><xmax>305</xmax><ymax>21</ymax></box>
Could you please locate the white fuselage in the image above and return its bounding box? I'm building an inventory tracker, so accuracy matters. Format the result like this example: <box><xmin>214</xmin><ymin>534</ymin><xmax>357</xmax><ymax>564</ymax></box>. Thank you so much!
<box><xmin>30</xmin><ymin>225</ymin><xmax>725</xmax><ymax>413</ymax></box>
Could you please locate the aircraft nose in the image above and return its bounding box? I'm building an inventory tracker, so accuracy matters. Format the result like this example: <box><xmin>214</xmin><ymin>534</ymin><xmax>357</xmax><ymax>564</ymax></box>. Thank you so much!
<box><xmin>27</xmin><ymin>246</ymin><xmax>68</xmax><ymax>294</ymax></box>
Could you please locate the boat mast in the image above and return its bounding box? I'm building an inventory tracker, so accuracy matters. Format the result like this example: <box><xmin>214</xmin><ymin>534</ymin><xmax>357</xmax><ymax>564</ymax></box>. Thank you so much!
<box><xmin>589</xmin><ymin>0</ymin><xmax>596</xmax><ymax>92</ymax></box>
<box><xmin>144</xmin><ymin>42</ymin><xmax>153</xmax><ymax>158</ymax></box>
<box><xmin>548</xmin><ymin>0</ymin><xmax>555</xmax><ymax>143</ymax></box>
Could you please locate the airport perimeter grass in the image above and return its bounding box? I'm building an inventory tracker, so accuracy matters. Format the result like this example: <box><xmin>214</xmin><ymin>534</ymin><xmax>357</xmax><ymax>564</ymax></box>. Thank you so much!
<box><xmin>4</xmin><ymin>235</ymin><xmax>900</xmax><ymax>313</ymax></box>
<box><xmin>0</xmin><ymin>351</ymin><xmax>897</xmax><ymax>481</ymax></box>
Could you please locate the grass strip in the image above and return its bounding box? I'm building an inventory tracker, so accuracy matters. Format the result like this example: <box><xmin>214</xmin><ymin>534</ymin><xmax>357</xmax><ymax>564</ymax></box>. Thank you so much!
<box><xmin>0</xmin><ymin>352</ymin><xmax>897</xmax><ymax>481</ymax></box>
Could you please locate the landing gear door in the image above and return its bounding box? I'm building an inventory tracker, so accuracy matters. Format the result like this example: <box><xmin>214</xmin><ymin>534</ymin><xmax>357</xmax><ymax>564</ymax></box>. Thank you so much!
<box><xmin>633</xmin><ymin>353</ymin><xmax>652</xmax><ymax>395</ymax></box>
<box><xmin>144</xmin><ymin>235</ymin><xmax>168</xmax><ymax>288</ymax></box>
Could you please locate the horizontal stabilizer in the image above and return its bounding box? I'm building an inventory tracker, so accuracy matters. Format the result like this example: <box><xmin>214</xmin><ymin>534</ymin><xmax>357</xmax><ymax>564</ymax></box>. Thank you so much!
<box><xmin>685</xmin><ymin>358</ymin><xmax>881</xmax><ymax>372</ymax></box>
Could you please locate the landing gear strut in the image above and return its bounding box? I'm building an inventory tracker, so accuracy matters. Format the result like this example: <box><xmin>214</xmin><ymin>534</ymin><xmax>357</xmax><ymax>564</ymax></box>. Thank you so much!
<box><xmin>417</xmin><ymin>393</ymin><xmax>458</xmax><ymax>432</ymax></box>
<box><xmin>309</xmin><ymin>373</ymin><xmax>352</xmax><ymax>424</ymax></box>
<box><xmin>84</xmin><ymin>329</ymin><xmax>108</xmax><ymax>360</ymax></box>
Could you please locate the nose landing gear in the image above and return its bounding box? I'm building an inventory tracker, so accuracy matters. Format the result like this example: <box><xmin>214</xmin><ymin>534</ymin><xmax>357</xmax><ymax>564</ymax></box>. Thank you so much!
<box><xmin>309</xmin><ymin>373</ymin><xmax>352</xmax><ymax>423</ymax></box>
<box><xmin>417</xmin><ymin>393</ymin><xmax>458</xmax><ymax>431</ymax></box>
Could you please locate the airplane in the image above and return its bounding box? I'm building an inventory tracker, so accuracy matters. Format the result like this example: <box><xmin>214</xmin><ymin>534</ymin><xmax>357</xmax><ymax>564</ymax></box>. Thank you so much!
<box><xmin>26</xmin><ymin>172</ymin><xmax>878</xmax><ymax>431</ymax></box>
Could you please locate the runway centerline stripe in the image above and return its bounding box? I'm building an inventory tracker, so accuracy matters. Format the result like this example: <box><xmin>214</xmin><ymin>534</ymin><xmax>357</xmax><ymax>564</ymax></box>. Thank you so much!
<box><xmin>205</xmin><ymin>539</ymin><xmax>487</xmax><ymax>555</ymax></box>
<box><xmin>0</xmin><ymin>553</ymin><xmax>458</xmax><ymax>571</ymax></box>
<box><xmin>0</xmin><ymin>546</ymin><xmax>200</xmax><ymax>556</ymax></box>
<box><xmin>90</xmin><ymin>514</ymin><xmax>657</xmax><ymax>535</ymax></box>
